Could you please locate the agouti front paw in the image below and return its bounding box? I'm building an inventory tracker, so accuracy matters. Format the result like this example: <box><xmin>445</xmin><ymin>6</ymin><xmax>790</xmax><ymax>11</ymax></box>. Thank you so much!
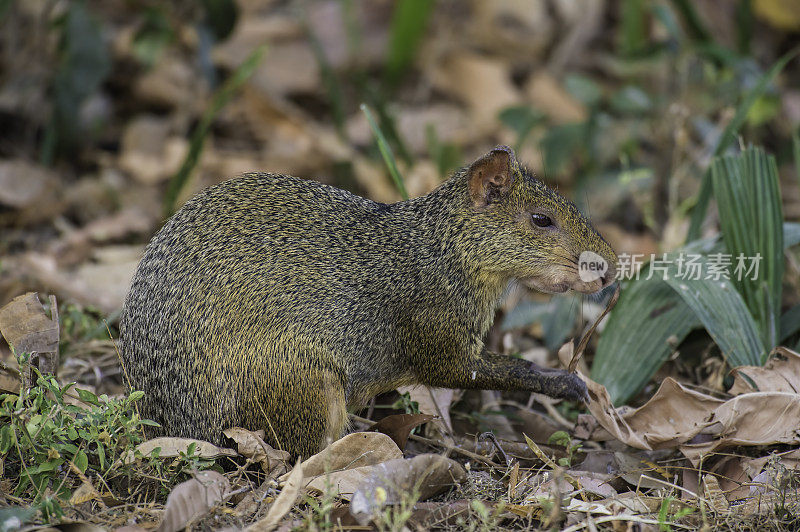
<box><xmin>532</xmin><ymin>365</ymin><xmax>588</xmax><ymax>402</ymax></box>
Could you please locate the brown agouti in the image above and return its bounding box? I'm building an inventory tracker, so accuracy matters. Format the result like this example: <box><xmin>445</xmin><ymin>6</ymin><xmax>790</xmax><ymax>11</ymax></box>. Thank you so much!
<box><xmin>120</xmin><ymin>146</ymin><xmax>617</xmax><ymax>458</ymax></box>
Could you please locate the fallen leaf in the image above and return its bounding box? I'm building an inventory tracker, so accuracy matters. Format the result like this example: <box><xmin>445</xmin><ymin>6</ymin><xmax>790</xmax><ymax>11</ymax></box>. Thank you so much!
<box><xmin>429</xmin><ymin>52</ymin><xmax>521</xmax><ymax>127</ymax></box>
<box><xmin>680</xmin><ymin>392</ymin><xmax>800</xmax><ymax>465</ymax></box>
<box><xmin>157</xmin><ymin>470</ymin><xmax>230</xmax><ymax>532</ymax></box>
<box><xmin>583</xmin><ymin>374</ymin><xmax>723</xmax><ymax>450</ymax></box>
<box><xmin>347</xmin><ymin>454</ymin><xmax>467</xmax><ymax>519</ymax></box>
<box><xmin>369</xmin><ymin>413</ymin><xmax>434</xmax><ymax>450</ymax></box>
<box><xmin>223</xmin><ymin>427</ymin><xmax>290</xmax><ymax>477</ymax></box>
<box><xmin>0</xmin><ymin>292</ymin><xmax>59</xmax><ymax>374</ymax></box>
<box><xmin>279</xmin><ymin>432</ymin><xmax>402</xmax><ymax>482</ymax></box>
<box><xmin>247</xmin><ymin>459</ymin><xmax>303</xmax><ymax>532</ymax></box>
<box><xmin>729</xmin><ymin>347</ymin><xmax>800</xmax><ymax>395</ymax></box>
<box><xmin>525</xmin><ymin>72</ymin><xmax>587</xmax><ymax>124</ymax></box>
<box><xmin>121</xmin><ymin>437</ymin><xmax>237</xmax><ymax>466</ymax></box>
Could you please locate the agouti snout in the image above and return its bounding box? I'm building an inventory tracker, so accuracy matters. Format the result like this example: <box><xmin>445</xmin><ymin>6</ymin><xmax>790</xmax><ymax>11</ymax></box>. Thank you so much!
<box><xmin>120</xmin><ymin>145</ymin><xmax>617</xmax><ymax>457</ymax></box>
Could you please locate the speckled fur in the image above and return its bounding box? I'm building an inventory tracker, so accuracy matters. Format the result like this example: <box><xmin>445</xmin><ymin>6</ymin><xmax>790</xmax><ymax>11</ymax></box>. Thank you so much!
<box><xmin>120</xmin><ymin>148</ymin><xmax>616</xmax><ymax>458</ymax></box>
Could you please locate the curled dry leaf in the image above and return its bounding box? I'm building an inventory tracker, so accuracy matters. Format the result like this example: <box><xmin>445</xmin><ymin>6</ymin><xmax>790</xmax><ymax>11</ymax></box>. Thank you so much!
<box><xmin>729</xmin><ymin>347</ymin><xmax>800</xmax><ymax>395</ymax></box>
<box><xmin>247</xmin><ymin>459</ymin><xmax>304</xmax><ymax>532</ymax></box>
<box><xmin>369</xmin><ymin>413</ymin><xmax>435</xmax><ymax>451</ymax></box>
<box><xmin>279</xmin><ymin>432</ymin><xmax>402</xmax><ymax>482</ymax></box>
<box><xmin>582</xmin><ymin>375</ymin><xmax>724</xmax><ymax>450</ymax></box>
<box><xmin>157</xmin><ymin>470</ymin><xmax>230</xmax><ymax>532</ymax></box>
<box><xmin>0</xmin><ymin>292</ymin><xmax>59</xmax><ymax>375</ymax></box>
<box><xmin>680</xmin><ymin>392</ymin><xmax>800</xmax><ymax>465</ymax></box>
<box><xmin>223</xmin><ymin>427</ymin><xmax>290</xmax><ymax>477</ymax></box>
<box><xmin>348</xmin><ymin>454</ymin><xmax>467</xmax><ymax>520</ymax></box>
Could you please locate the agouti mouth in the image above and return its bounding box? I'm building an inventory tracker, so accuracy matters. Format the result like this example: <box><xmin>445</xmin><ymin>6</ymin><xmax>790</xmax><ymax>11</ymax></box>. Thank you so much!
<box><xmin>521</xmin><ymin>278</ymin><xmax>570</xmax><ymax>294</ymax></box>
<box><xmin>522</xmin><ymin>277</ymin><xmax>607</xmax><ymax>295</ymax></box>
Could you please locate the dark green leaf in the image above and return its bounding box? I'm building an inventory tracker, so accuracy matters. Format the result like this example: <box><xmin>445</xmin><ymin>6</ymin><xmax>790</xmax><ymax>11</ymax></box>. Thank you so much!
<box><xmin>384</xmin><ymin>0</ymin><xmax>433</xmax><ymax>88</ymax></box>
<box><xmin>73</xmin><ymin>449</ymin><xmax>88</xmax><ymax>473</ymax></box>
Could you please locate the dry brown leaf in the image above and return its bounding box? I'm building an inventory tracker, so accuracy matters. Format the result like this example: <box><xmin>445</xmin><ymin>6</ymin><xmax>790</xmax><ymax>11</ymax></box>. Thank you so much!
<box><xmin>119</xmin><ymin>115</ymin><xmax>188</xmax><ymax>185</ymax></box>
<box><xmin>20</xmin><ymin>246</ymin><xmax>142</xmax><ymax>313</ymax></box>
<box><xmin>347</xmin><ymin>454</ymin><xmax>467</xmax><ymax>519</ymax></box>
<box><xmin>396</xmin><ymin>385</ymin><xmax>455</xmax><ymax>435</ymax></box>
<box><xmin>525</xmin><ymin>72</ymin><xmax>587</xmax><ymax>124</ymax></box>
<box><xmin>0</xmin><ymin>160</ymin><xmax>61</xmax><ymax>225</ymax></box>
<box><xmin>369</xmin><ymin>413</ymin><xmax>435</xmax><ymax>450</ymax></box>
<box><xmin>247</xmin><ymin>459</ymin><xmax>303</xmax><ymax>532</ymax></box>
<box><xmin>429</xmin><ymin>52</ymin><xmax>521</xmax><ymax>127</ymax></box>
<box><xmin>680</xmin><ymin>392</ymin><xmax>800</xmax><ymax>465</ymax></box>
<box><xmin>157</xmin><ymin>470</ymin><xmax>230</xmax><ymax>532</ymax></box>
<box><xmin>0</xmin><ymin>292</ymin><xmax>59</xmax><ymax>374</ymax></box>
<box><xmin>122</xmin><ymin>437</ymin><xmax>237</xmax><ymax>466</ymax></box>
<box><xmin>223</xmin><ymin>427</ymin><xmax>291</xmax><ymax>477</ymax></box>
<box><xmin>583</xmin><ymin>374</ymin><xmax>723</xmax><ymax>450</ymax></box>
<box><xmin>280</xmin><ymin>432</ymin><xmax>402</xmax><ymax>482</ymax></box>
<box><xmin>729</xmin><ymin>347</ymin><xmax>800</xmax><ymax>395</ymax></box>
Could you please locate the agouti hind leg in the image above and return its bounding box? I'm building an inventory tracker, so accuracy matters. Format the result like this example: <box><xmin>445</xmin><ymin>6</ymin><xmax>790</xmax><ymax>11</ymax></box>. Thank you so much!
<box><xmin>246</xmin><ymin>368</ymin><xmax>347</xmax><ymax>459</ymax></box>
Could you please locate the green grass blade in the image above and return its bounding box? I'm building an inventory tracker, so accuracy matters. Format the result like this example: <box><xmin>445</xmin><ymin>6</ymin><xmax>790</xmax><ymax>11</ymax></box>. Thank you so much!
<box><xmin>384</xmin><ymin>0</ymin><xmax>433</xmax><ymax>88</ymax></box>
<box><xmin>686</xmin><ymin>47</ymin><xmax>799</xmax><ymax>241</ymax></box>
<box><xmin>164</xmin><ymin>44</ymin><xmax>267</xmax><ymax>217</ymax></box>
<box><xmin>361</xmin><ymin>103</ymin><xmax>408</xmax><ymax>200</ymax></box>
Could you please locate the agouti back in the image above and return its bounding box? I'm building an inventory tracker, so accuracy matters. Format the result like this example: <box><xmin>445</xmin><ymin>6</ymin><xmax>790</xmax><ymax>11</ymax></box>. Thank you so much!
<box><xmin>120</xmin><ymin>146</ymin><xmax>617</xmax><ymax>458</ymax></box>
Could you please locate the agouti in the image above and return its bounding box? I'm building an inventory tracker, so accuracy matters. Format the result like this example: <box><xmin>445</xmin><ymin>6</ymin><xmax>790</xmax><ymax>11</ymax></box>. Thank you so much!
<box><xmin>120</xmin><ymin>146</ymin><xmax>617</xmax><ymax>458</ymax></box>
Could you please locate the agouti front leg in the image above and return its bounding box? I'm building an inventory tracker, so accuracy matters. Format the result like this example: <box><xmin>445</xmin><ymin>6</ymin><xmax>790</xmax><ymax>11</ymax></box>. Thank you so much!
<box><xmin>419</xmin><ymin>350</ymin><xmax>588</xmax><ymax>402</ymax></box>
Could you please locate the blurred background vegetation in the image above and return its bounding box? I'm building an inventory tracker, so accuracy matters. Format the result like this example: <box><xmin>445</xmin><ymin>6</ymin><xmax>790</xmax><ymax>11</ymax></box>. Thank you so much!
<box><xmin>1</xmin><ymin>0</ymin><xmax>800</xmax><ymax>407</ymax></box>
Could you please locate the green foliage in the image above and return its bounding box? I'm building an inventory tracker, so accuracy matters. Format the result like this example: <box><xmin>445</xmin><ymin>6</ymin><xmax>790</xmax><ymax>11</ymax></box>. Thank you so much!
<box><xmin>499</xmin><ymin>106</ymin><xmax>546</xmax><ymax>153</ymax></box>
<box><xmin>547</xmin><ymin>430</ymin><xmax>582</xmax><ymax>467</ymax></box>
<box><xmin>132</xmin><ymin>7</ymin><xmax>175</xmax><ymax>67</ymax></box>
<box><xmin>687</xmin><ymin>48</ymin><xmax>800</xmax><ymax>241</ymax></box>
<box><xmin>361</xmin><ymin>103</ymin><xmax>409</xmax><ymax>200</ymax></box>
<box><xmin>384</xmin><ymin>0</ymin><xmax>433</xmax><ymax>88</ymax></box>
<box><xmin>0</xmin><ymin>352</ymin><xmax>155</xmax><ymax>518</ymax></box>
<box><xmin>165</xmin><ymin>43</ymin><xmax>267</xmax><ymax>216</ymax></box>
<box><xmin>711</xmin><ymin>146</ymin><xmax>784</xmax><ymax>348</ymax></box>
<box><xmin>391</xmin><ymin>391</ymin><xmax>420</xmax><ymax>415</ymax></box>
<box><xmin>594</xmin><ymin>148</ymin><xmax>792</xmax><ymax>403</ymax></box>
<box><xmin>41</xmin><ymin>1</ymin><xmax>111</xmax><ymax>165</ymax></box>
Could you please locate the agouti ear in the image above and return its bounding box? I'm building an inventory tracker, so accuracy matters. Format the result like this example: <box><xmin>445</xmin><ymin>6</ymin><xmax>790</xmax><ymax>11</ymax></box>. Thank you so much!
<box><xmin>467</xmin><ymin>146</ymin><xmax>517</xmax><ymax>208</ymax></box>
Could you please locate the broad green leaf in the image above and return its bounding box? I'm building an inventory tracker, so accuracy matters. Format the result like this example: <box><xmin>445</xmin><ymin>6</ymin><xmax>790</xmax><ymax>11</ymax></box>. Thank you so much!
<box><xmin>77</xmin><ymin>388</ymin><xmax>100</xmax><ymax>407</ymax></box>
<box><xmin>0</xmin><ymin>424</ymin><xmax>14</xmax><ymax>454</ymax></box>
<box><xmin>664</xmin><ymin>259</ymin><xmax>765</xmax><ymax>367</ymax></box>
<box><xmin>592</xmin><ymin>277</ymin><xmax>701</xmax><ymax>403</ymax></box>
<box><xmin>711</xmin><ymin>146</ymin><xmax>783</xmax><ymax>348</ymax></box>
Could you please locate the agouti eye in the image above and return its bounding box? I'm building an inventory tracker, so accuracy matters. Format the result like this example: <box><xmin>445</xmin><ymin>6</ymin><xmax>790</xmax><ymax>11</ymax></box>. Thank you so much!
<box><xmin>531</xmin><ymin>213</ymin><xmax>553</xmax><ymax>228</ymax></box>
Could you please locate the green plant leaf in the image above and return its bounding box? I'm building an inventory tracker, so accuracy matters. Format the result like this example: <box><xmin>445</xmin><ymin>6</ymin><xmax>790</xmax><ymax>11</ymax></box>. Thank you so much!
<box><xmin>73</xmin><ymin>449</ymin><xmax>88</xmax><ymax>473</ymax></box>
<box><xmin>592</xmin><ymin>277</ymin><xmax>701</xmax><ymax>403</ymax></box>
<box><xmin>0</xmin><ymin>424</ymin><xmax>14</xmax><ymax>454</ymax></box>
<box><xmin>384</xmin><ymin>0</ymin><xmax>433</xmax><ymax>88</ymax></box>
<box><xmin>77</xmin><ymin>388</ymin><xmax>100</xmax><ymax>407</ymax></box>
<box><xmin>361</xmin><ymin>103</ymin><xmax>408</xmax><ymax>200</ymax></box>
<box><xmin>687</xmin><ymin>47</ymin><xmax>799</xmax><ymax>241</ymax></box>
<box><xmin>711</xmin><ymin>146</ymin><xmax>783</xmax><ymax>348</ymax></box>
<box><xmin>664</xmin><ymin>258</ymin><xmax>765</xmax><ymax>367</ymax></box>
<box><xmin>165</xmin><ymin>43</ymin><xmax>267</xmax><ymax>216</ymax></box>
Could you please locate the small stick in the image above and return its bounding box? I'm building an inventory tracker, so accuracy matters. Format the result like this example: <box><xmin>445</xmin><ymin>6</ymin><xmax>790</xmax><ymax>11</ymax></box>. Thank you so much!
<box><xmin>569</xmin><ymin>284</ymin><xmax>620</xmax><ymax>372</ymax></box>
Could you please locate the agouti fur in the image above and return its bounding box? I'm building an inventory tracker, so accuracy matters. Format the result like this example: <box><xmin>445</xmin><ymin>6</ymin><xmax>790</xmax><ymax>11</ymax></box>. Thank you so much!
<box><xmin>120</xmin><ymin>146</ymin><xmax>617</xmax><ymax>458</ymax></box>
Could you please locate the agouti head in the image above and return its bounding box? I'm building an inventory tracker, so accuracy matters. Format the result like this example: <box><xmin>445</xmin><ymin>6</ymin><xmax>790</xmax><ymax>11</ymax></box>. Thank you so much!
<box><xmin>460</xmin><ymin>146</ymin><xmax>617</xmax><ymax>295</ymax></box>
